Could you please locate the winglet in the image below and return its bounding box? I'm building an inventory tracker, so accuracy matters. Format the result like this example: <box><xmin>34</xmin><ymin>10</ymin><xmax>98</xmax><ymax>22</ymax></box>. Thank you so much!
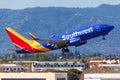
<box><xmin>28</xmin><ymin>32</ymin><xmax>39</xmax><ymax>40</ymax></box>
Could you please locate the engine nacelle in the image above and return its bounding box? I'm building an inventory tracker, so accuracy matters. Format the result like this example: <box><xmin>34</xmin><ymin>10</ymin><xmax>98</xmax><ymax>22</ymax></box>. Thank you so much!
<box><xmin>69</xmin><ymin>38</ymin><xmax>81</xmax><ymax>46</ymax></box>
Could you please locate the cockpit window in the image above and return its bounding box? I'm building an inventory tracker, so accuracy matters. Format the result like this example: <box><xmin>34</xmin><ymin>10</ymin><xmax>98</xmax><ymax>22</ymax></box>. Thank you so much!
<box><xmin>104</xmin><ymin>24</ymin><xmax>108</xmax><ymax>26</ymax></box>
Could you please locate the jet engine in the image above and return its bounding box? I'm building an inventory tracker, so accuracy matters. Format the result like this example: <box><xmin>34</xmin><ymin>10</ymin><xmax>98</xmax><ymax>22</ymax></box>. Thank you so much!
<box><xmin>69</xmin><ymin>38</ymin><xmax>81</xmax><ymax>45</ymax></box>
<box><xmin>69</xmin><ymin>37</ymin><xmax>87</xmax><ymax>46</ymax></box>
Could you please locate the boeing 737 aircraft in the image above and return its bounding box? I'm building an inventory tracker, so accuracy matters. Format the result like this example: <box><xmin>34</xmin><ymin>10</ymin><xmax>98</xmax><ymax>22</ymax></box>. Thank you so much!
<box><xmin>5</xmin><ymin>24</ymin><xmax>114</xmax><ymax>54</ymax></box>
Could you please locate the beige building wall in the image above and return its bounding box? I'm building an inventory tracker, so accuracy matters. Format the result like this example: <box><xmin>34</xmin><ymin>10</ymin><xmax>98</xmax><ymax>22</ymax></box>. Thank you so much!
<box><xmin>84</xmin><ymin>73</ymin><xmax>120</xmax><ymax>80</ymax></box>
<box><xmin>0</xmin><ymin>73</ymin><xmax>67</xmax><ymax>80</ymax></box>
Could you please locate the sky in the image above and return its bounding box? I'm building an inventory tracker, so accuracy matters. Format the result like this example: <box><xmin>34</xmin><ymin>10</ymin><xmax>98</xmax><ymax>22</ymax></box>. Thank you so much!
<box><xmin>0</xmin><ymin>0</ymin><xmax>120</xmax><ymax>9</ymax></box>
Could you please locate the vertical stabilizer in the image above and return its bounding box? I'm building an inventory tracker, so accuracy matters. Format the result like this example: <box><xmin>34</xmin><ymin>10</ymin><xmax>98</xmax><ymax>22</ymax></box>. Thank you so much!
<box><xmin>5</xmin><ymin>27</ymin><xmax>31</xmax><ymax>50</ymax></box>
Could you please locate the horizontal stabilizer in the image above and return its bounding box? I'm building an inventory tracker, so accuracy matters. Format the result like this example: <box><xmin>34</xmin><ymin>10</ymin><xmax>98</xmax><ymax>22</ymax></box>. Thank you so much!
<box><xmin>7</xmin><ymin>48</ymin><xmax>23</xmax><ymax>51</ymax></box>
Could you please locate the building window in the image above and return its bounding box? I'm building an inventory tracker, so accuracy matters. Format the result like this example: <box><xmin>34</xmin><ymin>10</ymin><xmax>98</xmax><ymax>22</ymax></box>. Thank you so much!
<box><xmin>81</xmin><ymin>65</ymin><xmax>84</xmax><ymax>67</ymax></box>
<box><xmin>21</xmin><ymin>68</ymin><xmax>24</xmax><ymax>71</ymax></box>
<box><xmin>39</xmin><ymin>65</ymin><xmax>42</xmax><ymax>67</ymax></box>
<box><xmin>14</xmin><ymin>68</ymin><xmax>16</xmax><ymax>71</ymax></box>
<box><xmin>57</xmin><ymin>78</ymin><xmax>66</xmax><ymax>80</ymax></box>
<box><xmin>61</xmin><ymin>65</ymin><xmax>63</xmax><ymax>67</ymax></box>
<box><xmin>6</xmin><ymin>68</ymin><xmax>9</xmax><ymax>70</ymax></box>
<box><xmin>51</xmin><ymin>65</ymin><xmax>53</xmax><ymax>67</ymax></box>
<box><xmin>78</xmin><ymin>65</ymin><xmax>80</xmax><ymax>67</ymax></box>
<box><xmin>44</xmin><ymin>65</ymin><xmax>46</xmax><ymax>67</ymax></box>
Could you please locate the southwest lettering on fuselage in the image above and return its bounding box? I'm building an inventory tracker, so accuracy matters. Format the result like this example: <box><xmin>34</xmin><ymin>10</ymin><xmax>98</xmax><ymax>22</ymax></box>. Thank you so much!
<box><xmin>62</xmin><ymin>27</ymin><xmax>93</xmax><ymax>40</ymax></box>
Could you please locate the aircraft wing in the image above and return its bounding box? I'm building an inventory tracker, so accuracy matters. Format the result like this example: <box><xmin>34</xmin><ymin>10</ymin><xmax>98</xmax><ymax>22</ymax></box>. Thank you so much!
<box><xmin>29</xmin><ymin>32</ymin><xmax>69</xmax><ymax>47</ymax></box>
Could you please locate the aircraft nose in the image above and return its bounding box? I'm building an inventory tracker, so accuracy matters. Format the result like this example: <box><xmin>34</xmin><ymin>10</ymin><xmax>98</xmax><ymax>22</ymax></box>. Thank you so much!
<box><xmin>110</xmin><ymin>25</ymin><xmax>114</xmax><ymax>30</ymax></box>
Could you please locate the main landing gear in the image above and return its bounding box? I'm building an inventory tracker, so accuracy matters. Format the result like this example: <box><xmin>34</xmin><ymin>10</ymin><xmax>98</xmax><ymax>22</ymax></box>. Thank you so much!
<box><xmin>61</xmin><ymin>47</ymin><xmax>69</xmax><ymax>59</ymax></box>
<box><xmin>62</xmin><ymin>47</ymin><xmax>69</xmax><ymax>53</ymax></box>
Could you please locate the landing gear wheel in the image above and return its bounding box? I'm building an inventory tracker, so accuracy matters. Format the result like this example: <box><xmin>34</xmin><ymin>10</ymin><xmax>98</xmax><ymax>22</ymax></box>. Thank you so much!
<box><xmin>62</xmin><ymin>47</ymin><xmax>69</xmax><ymax>59</ymax></box>
<box><xmin>65</xmin><ymin>48</ymin><xmax>69</xmax><ymax>52</ymax></box>
<box><xmin>62</xmin><ymin>48</ymin><xmax>65</xmax><ymax>53</ymax></box>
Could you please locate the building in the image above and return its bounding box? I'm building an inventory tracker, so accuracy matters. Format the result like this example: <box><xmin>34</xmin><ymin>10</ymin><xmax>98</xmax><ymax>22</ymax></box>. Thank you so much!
<box><xmin>99</xmin><ymin>64</ymin><xmax>120</xmax><ymax>70</ymax></box>
<box><xmin>13</xmin><ymin>61</ymin><xmax>35</xmax><ymax>72</ymax></box>
<box><xmin>32</xmin><ymin>61</ymin><xmax>85</xmax><ymax>72</ymax></box>
<box><xmin>84</xmin><ymin>73</ymin><xmax>120</xmax><ymax>80</ymax></box>
<box><xmin>103</xmin><ymin>58</ymin><xmax>119</xmax><ymax>64</ymax></box>
<box><xmin>89</xmin><ymin>60</ymin><xmax>102</xmax><ymax>68</ymax></box>
<box><xmin>0</xmin><ymin>64</ymin><xmax>26</xmax><ymax>72</ymax></box>
<box><xmin>89</xmin><ymin>59</ymin><xmax>119</xmax><ymax>68</ymax></box>
<box><xmin>12</xmin><ymin>61</ymin><xmax>85</xmax><ymax>72</ymax></box>
<box><xmin>0</xmin><ymin>73</ymin><xmax>67</xmax><ymax>80</ymax></box>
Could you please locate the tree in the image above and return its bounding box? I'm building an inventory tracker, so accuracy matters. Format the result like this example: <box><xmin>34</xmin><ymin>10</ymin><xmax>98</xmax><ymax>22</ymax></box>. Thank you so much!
<box><xmin>33</xmin><ymin>54</ymin><xmax>52</xmax><ymax>61</ymax></box>
<box><xmin>67</xmin><ymin>69</ymin><xmax>82</xmax><ymax>80</ymax></box>
<box><xmin>1</xmin><ymin>57</ymin><xmax>15</xmax><ymax>63</ymax></box>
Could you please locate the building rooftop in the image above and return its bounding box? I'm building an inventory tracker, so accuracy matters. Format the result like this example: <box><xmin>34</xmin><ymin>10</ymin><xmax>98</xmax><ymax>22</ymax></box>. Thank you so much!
<box><xmin>0</xmin><ymin>64</ymin><xmax>17</xmax><ymax>66</ymax></box>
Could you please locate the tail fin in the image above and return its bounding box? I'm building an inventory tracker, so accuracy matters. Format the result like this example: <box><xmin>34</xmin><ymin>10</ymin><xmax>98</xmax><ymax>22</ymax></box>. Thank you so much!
<box><xmin>5</xmin><ymin>27</ymin><xmax>30</xmax><ymax>50</ymax></box>
<box><xmin>29</xmin><ymin>32</ymin><xmax>39</xmax><ymax>40</ymax></box>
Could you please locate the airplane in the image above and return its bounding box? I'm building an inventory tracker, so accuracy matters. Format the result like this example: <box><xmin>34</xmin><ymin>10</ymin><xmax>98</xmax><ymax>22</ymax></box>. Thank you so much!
<box><xmin>5</xmin><ymin>24</ymin><xmax>114</xmax><ymax>54</ymax></box>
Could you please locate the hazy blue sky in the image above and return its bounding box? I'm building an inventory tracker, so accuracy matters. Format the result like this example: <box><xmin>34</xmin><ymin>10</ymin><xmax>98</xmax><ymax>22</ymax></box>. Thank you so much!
<box><xmin>0</xmin><ymin>0</ymin><xmax>120</xmax><ymax>9</ymax></box>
